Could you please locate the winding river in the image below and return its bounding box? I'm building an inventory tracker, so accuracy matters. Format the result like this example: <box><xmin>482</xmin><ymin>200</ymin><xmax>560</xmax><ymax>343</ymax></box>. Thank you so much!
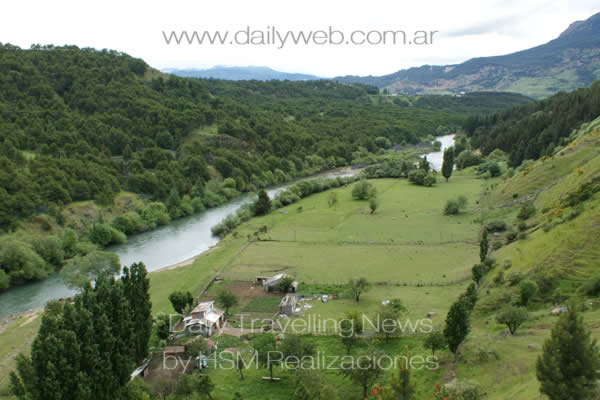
<box><xmin>0</xmin><ymin>134</ymin><xmax>455</xmax><ymax>317</ymax></box>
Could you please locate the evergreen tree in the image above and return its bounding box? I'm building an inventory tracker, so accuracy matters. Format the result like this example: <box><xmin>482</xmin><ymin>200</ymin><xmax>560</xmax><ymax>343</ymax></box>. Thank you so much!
<box><xmin>122</xmin><ymin>262</ymin><xmax>152</xmax><ymax>364</ymax></box>
<box><xmin>253</xmin><ymin>190</ymin><xmax>272</xmax><ymax>216</ymax></box>
<box><xmin>443</xmin><ymin>297</ymin><xmax>471</xmax><ymax>362</ymax></box>
<box><xmin>536</xmin><ymin>304</ymin><xmax>600</xmax><ymax>399</ymax></box>
<box><xmin>419</xmin><ymin>156</ymin><xmax>430</xmax><ymax>172</ymax></box>
<box><xmin>441</xmin><ymin>147</ymin><xmax>454</xmax><ymax>182</ymax></box>
<box><xmin>384</xmin><ymin>348</ymin><xmax>416</xmax><ymax>400</ymax></box>
<box><xmin>479</xmin><ymin>230</ymin><xmax>488</xmax><ymax>263</ymax></box>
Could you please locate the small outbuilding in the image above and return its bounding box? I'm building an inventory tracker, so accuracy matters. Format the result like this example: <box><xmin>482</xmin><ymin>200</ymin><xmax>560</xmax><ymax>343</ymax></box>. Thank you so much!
<box><xmin>255</xmin><ymin>273</ymin><xmax>298</xmax><ymax>293</ymax></box>
<box><xmin>279</xmin><ymin>293</ymin><xmax>298</xmax><ymax>315</ymax></box>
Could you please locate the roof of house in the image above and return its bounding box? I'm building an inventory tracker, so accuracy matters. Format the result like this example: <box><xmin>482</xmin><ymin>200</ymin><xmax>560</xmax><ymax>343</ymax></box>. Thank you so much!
<box><xmin>163</xmin><ymin>346</ymin><xmax>186</xmax><ymax>354</ymax></box>
<box><xmin>264</xmin><ymin>273</ymin><xmax>297</xmax><ymax>287</ymax></box>
<box><xmin>191</xmin><ymin>301</ymin><xmax>214</xmax><ymax>314</ymax></box>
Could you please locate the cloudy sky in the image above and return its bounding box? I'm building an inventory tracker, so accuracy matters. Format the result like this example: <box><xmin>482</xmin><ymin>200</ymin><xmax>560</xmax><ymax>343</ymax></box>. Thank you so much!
<box><xmin>2</xmin><ymin>0</ymin><xmax>599</xmax><ymax>77</ymax></box>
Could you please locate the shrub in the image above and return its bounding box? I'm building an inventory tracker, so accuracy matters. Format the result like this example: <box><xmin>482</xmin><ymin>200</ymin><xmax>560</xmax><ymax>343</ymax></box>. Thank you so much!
<box><xmin>503</xmin><ymin>259</ymin><xmax>512</xmax><ymax>269</ymax></box>
<box><xmin>520</xmin><ymin>280</ymin><xmax>538</xmax><ymax>305</ymax></box>
<box><xmin>507</xmin><ymin>271</ymin><xmax>524</xmax><ymax>286</ymax></box>
<box><xmin>493</xmin><ymin>271</ymin><xmax>505</xmax><ymax>285</ymax></box>
<box><xmin>582</xmin><ymin>274</ymin><xmax>600</xmax><ymax>296</ymax></box>
<box><xmin>518</xmin><ymin>221</ymin><xmax>528</xmax><ymax>231</ymax></box>
<box><xmin>88</xmin><ymin>223</ymin><xmax>113</xmax><ymax>246</ymax></box>
<box><xmin>444</xmin><ymin>195</ymin><xmax>468</xmax><ymax>215</ymax></box>
<box><xmin>492</xmin><ymin>241</ymin><xmax>503</xmax><ymax>250</ymax></box>
<box><xmin>477</xmin><ymin>161</ymin><xmax>502</xmax><ymax>177</ymax></box>
<box><xmin>505</xmin><ymin>231</ymin><xmax>517</xmax><ymax>243</ymax></box>
<box><xmin>486</xmin><ymin>220</ymin><xmax>507</xmax><ymax>233</ymax></box>
<box><xmin>517</xmin><ymin>232</ymin><xmax>528</xmax><ymax>240</ymax></box>
<box><xmin>456</xmin><ymin>150</ymin><xmax>482</xmax><ymax>169</ymax></box>
<box><xmin>444</xmin><ymin>199</ymin><xmax>460</xmax><ymax>215</ymax></box>
<box><xmin>517</xmin><ymin>202</ymin><xmax>536</xmax><ymax>220</ymax></box>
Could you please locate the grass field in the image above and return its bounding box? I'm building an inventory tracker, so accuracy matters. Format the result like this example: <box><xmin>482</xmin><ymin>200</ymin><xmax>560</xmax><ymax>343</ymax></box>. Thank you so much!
<box><xmin>222</xmin><ymin>177</ymin><xmax>483</xmax><ymax>287</ymax></box>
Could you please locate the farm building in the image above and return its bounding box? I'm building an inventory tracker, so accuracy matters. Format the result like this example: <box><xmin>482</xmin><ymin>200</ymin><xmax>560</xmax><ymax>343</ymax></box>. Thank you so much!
<box><xmin>279</xmin><ymin>293</ymin><xmax>298</xmax><ymax>315</ymax></box>
<box><xmin>255</xmin><ymin>273</ymin><xmax>298</xmax><ymax>293</ymax></box>
<box><xmin>183</xmin><ymin>301</ymin><xmax>224</xmax><ymax>337</ymax></box>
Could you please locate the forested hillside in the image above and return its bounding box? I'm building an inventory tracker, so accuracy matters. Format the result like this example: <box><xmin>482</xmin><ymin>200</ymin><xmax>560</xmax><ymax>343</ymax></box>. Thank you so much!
<box><xmin>0</xmin><ymin>44</ymin><xmax>531</xmax><ymax>290</ymax></box>
<box><xmin>463</xmin><ymin>80</ymin><xmax>600</xmax><ymax>166</ymax></box>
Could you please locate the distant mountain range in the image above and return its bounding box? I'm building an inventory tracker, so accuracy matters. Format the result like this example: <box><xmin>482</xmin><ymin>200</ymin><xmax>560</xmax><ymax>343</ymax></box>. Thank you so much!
<box><xmin>164</xmin><ymin>66</ymin><xmax>321</xmax><ymax>81</ymax></box>
<box><xmin>334</xmin><ymin>12</ymin><xmax>600</xmax><ymax>98</ymax></box>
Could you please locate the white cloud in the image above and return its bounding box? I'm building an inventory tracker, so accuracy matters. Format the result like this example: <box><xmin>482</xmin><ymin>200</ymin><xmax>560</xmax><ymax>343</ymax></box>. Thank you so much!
<box><xmin>1</xmin><ymin>0</ymin><xmax>598</xmax><ymax>76</ymax></box>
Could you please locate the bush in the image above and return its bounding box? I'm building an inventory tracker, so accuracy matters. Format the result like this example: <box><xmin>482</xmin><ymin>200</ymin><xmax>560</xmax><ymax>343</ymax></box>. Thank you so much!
<box><xmin>492</xmin><ymin>241</ymin><xmax>503</xmax><ymax>250</ymax></box>
<box><xmin>352</xmin><ymin>180</ymin><xmax>375</xmax><ymax>200</ymax></box>
<box><xmin>507</xmin><ymin>271</ymin><xmax>524</xmax><ymax>286</ymax></box>
<box><xmin>520</xmin><ymin>280</ymin><xmax>538</xmax><ymax>305</ymax></box>
<box><xmin>455</xmin><ymin>150</ymin><xmax>482</xmax><ymax>169</ymax></box>
<box><xmin>88</xmin><ymin>223</ymin><xmax>113</xmax><ymax>246</ymax></box>
<box><xmin>477</xmin><ymin>161</ymin><xmax>502</xmax><ymax>177</ymax></box>
<box><xmin>444</xmin><ymin>195</ymin><xmax>468</xmax><ymax>215</ymax></box>
<box><xmin>32</xmin><ymin>235</ymin><xmax>65</xmax><ymax>266</ymax></box>
<box><xmin>582</xmin><ymin>274</ymin><xmax>600</xmax><ymax>296</ymax></box>
<box><xmin>408</xmin><ymin>169</ymin><xmax>436</xmax><ymax>186</ymax></box>
<box><xmin>112</xmin><ymin>211</ymin><xmax>144</xmax><ymax>235</ymax></box>
<box><xmin>505</xmin><ymin>231</ymin><xmax>517</xmax><ymax>243</ymax></box>
<box><xmin>518</xmin><ymin>221</ymin><xmax>528</xmax><ymax>231</ymax></box>
<box><xmin>517</xmin><ymin>202</ymin><xmax>536</xmax><ymax>220</ymax></box>
<box><xmin>493</xmin><ymin>271</ymin><xmax>505</xmax><ymax>285</ymax></box>
<box><xmin>486</xmin><ymin>220</ymin><xmax>507</xmax><ymax>233</ymax></box>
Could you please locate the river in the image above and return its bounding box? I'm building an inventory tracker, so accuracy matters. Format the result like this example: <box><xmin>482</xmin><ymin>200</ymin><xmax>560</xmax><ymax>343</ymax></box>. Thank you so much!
<box><xmin>0</xmin><ymin>135</ymin><xmax>455</xmax><ymax>317</ymax></box>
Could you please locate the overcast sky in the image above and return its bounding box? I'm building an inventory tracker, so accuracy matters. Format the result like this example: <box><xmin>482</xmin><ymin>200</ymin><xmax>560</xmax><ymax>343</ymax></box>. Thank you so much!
<box><xmin>2</xmin><ymin>0</ymin><xmax>599</xmax><ymax>77</ymax></box>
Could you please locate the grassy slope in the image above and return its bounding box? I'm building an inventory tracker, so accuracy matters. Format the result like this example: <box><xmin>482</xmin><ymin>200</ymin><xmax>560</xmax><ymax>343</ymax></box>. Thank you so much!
<box><xmin>450</xmin><ymin>117</ymin><xmax>600</xmax><ymax>399</ymax></box>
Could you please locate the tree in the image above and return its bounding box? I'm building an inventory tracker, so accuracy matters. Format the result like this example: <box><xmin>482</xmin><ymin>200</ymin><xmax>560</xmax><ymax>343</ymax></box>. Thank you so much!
<box><xmin>293</xmin><ymin>369</ymin><xmax>338</xmax><ymax>400</ymax></box>
<box><xmin>424</xmin><ymin>330</ymin><xmax>446</xmax><ymax>356</ymax></box>
<box><xmin>375</xmin><ymin>304</ymin><xmax>402</xmax><ymax>342</ymax></box>
<box><xmin>536</xmin><ymin>304</ymin><xmax>600</xmax><ymax>400</ymax></box>
<box><xmin>60</xmin><ymin>250</ymin><xmax>120</xmax><ymax>290</ymax></box>
<box><xmin>122</xmin><ymin>262</ymin><xmax>152</xmax><ymax>364</ymax></box>
<box><xmin>471</xmin><ymin>264</ymin><xmax>485</xmax><ymax>284</ymax></box>
<box><xmin>341</xmin><ymin>348</ymin><xmax>385</xmax><ymax>399</ymax></box>
<box><xmin>277</xmin><ymin>276</ymin><xmax>296</xmax><ymax>293</ymax></box>
<box><xmin>496</xmin><ymin>306</ymin><xmax>528</xmax><ymax>335</ymax></box>
<box><xmin>419</xmin><ymin>156</ymin><xmax>430</xmax><ymax>172</ymax></box>
<box><xmin>369</xmin><ymin>196</ymin><xmax>379</xmax><ymax>214</ymax></box>
<box><xmin>253</xmin><ymin>333</ymin><xmax>278</xmax><ymax>380</ymax></box>
<box><xmin>340</xmin><ymin>311</ymin><xmax>363</xmax><ymax>354</ymax></box>
<box><xmin>518</xmin><ymin>279</ymin><xmax>538</xmax><ymax>306</ymax></box>
<box><xmin>327</xmin><ymin>192</ymin><xmax>338</xmax><ymax>208</ymax></box>
<box><xmin>479</xmin><ymin>230</ymin><xmax>488</xmax><ymax>263</ymax></box>
<box><xmin>384</xmin><ymin>348</ymin><xmax>417</xmax><ymax>400</ymax></box>
<box><xmin>352</xmin><ymin>179</ymin><xmax>375</xmax><ymax>200</ymax></box>
<box><xmin>174</xmin><ymin>374</ymin><xmax>214</xmax><ymax>400</ymax></box>
<box><xmin>154</xmin><ymin>313</ymin><xmax>171</xmax><ymax>341</ymax></box>
<box><xmin>168</xmin><ymin>291</ymin><xmax>193</xmax><ymax>314</ymax></box>
<box><xmin>280</xmin><ymin>335</ymin><xmax>316</xmax><ymax>361</ymax></box>
<box><xmin>216</xmin><ymin>289</ymin><xmax>238</xmax><ymax>316</ymax></box>
<box><xmin>443</xmin><ymin>297</ymin><xmax>471</xmax><ymax>362</ymax></box>
<box><xmin>348</xmin><ymin>277</ymin><xmax>371</xmax><ymax>302</ymax></box>
<box><xmin>441</xmin><ymin>147</ymin><xmax>454</xmax><ymax>182</ymax></box>
<box><xmin>253</xmin><ymin>190</ymin><xmax>272</xmax><ymax>216</ymax></box>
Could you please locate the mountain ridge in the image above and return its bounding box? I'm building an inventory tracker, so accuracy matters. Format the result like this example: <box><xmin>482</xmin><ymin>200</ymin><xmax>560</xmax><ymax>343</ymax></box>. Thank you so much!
<box><xmin>334</xmin><ymin>12</ymin><xmax>600</xmax><ymax>98</ymax></box>
<box><xmin>165</xmin><ymin>65</ymin><xmax>321</xmax><ymax>81</ymax></box>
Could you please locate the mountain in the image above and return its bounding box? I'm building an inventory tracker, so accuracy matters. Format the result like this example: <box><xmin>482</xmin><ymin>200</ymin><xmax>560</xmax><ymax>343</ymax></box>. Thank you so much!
<box><xmin>164</xmin><ymin>66</ymin><xmax>321</xmax><ymax>81</ymax></box>
<box><xmin>334</xmin><ymin>12</ymin><xmax>600</xmax><ymax>99</ymax></box>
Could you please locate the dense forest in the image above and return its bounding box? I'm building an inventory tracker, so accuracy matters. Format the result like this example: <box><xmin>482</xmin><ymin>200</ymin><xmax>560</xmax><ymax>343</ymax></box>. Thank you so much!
<box><xmin>0</xmin><ymin>44</ymin><xmax>532</xmax><ymax>289</ymax></box>
<box><xmin>463</xmin><ymin>80</ymin><xmax>600</xmax><ymax>166</ymax></box>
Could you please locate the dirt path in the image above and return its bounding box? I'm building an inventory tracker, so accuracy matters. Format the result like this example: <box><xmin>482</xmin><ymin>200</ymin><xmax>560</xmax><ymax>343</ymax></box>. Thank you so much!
<box><xmin>214</xmin><ymin>326</ymin><xmax>263</xmax><ymax>337</ymax></box>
